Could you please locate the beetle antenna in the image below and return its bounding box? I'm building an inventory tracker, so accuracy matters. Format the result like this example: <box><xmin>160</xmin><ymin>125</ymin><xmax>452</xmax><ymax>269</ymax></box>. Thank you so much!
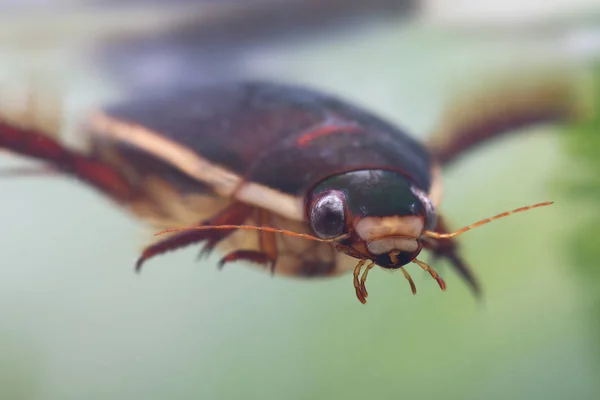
<box><xmin>423</xmin><ymin>201</ymin><xmax>553</xmax><ymax>239</ymax></box>
<box><xmin>154</xmin><ymin>225</ymin><xmax>350</xmax><ymax>243</ymax></box>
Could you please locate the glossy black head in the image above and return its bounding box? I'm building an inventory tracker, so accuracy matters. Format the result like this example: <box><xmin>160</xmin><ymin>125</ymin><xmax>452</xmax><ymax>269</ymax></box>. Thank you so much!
<box><xmin>306</xmin><ymin>169</ymin><xmax>437</xmax><ymax>268</ymax></box>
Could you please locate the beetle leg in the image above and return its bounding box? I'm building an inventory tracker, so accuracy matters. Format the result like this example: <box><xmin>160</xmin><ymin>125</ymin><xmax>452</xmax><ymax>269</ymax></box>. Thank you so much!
<box><xmin>136</xmin><ymin>203</ymin><xmax>253</xmax><ymax>271</ymax></box>
<box><xmin>258</xmin><ymin>209</ymin><xmax>278</xmax><ymax>273</ymax></box>
<box><xmin>218</xmin><ymin>209</ymin><xmax>278</xmax><ymax>274</ymax></box>
<box><xmin>218</xmin><ymin>250</ymin><xmax>275</xmax><ymax>271</ymax></box>
<box><xmin>0</xmin><ymin>120</ymin><xmax>137</xmax><ymax>203</ymax></box>
<box><xmin>421</xmin><ymin>215</ymin><xmax>481</xmax><ymax>296</ymax></box>
<box><xmin>353</xmin><ymin>259</ymin><xmax>368</xmax><ymax>304</ymax></box>
<box><xmin>196</xmin><ymin>204</ymin><xmax>255</xmax><ymax>259</ymax></box>
<box><xmin>359</xmin><ymin>261</ymin><xmax>376</xmax><ymax>299</ymax></box>
<box><xmin>427</xmin><ymin>73</ymin><xmax>577</xmax><ymax>167</ymax></box>
<box><xmin>401</xmin><ymin>268</ymin><xmax>417</xmax><ymax>295</ymax></box>
<box><xmin>412</xmin><ymin>258</ymin><xmax>446</xmax><ymax>291</ymax></box>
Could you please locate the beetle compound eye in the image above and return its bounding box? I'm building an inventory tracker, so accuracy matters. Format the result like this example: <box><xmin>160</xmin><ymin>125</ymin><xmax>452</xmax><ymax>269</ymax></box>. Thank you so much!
<box><xmin>310</xmin><ymin>191</ymin><xmax>346</xmax><ymax>239</ymax></box>
<box><xmin>410</xmin><ymin>187</ymin><xmax>438</xmax><ymax>232</ymax></box>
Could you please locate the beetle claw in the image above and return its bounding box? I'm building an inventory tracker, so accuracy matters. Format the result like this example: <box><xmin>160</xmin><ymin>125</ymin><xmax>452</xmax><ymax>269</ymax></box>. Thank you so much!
<box><xmin>197</xmin><ymin>241</ymin><xmax>217</xmax><ymax>260</ymax></box>
<box><xmin>135</xmin><ymin>255</ymin><xmax>148</xmax><ymax>273</ymax></box>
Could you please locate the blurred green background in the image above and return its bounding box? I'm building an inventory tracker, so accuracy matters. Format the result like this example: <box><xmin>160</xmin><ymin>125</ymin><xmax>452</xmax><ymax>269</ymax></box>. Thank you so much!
<box><xmin>1</xmin><ymin>1</ymin><xmax>600</xmax><ymax>399</ymax></box>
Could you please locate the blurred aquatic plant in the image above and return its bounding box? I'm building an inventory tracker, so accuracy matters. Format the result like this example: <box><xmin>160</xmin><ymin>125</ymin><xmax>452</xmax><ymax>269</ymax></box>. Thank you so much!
<box><xmin>562</xmin><ymin>63</ymin><xmax>600</xmax><ymax>281</ymax></box>
<box><xmin>561</xmin><ymin>60</ymin><xmax>600</xmax><ymax>365</ymax></box>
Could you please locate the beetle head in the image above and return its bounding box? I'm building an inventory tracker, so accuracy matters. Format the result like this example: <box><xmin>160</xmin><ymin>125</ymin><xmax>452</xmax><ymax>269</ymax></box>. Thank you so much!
<box><xmin>306</xmin><ymin>169</ymin><xmax>437</xmax><ymax>268</ymax></box>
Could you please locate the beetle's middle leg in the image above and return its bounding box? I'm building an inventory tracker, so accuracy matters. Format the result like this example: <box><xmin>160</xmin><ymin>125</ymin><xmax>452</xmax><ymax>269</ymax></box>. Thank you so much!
<box><xmin>218</xmin><ymin>209</ymin><xmax>279</xmax><ymax>274</ymax></box>
<box><xmin>135</xmin><ymin>202</ymin><xmax>254</xmax><ymax>271</ymax></box>
<box><xmin>421</xmin><ymin>214</ymin><xmax>481</xmax><ymax>296</ymax></box>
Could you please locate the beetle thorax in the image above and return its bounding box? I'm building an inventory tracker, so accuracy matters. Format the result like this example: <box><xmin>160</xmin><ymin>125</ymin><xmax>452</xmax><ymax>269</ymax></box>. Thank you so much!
<box><xmin>355</xmin><ymin>215</ymin><xmax>424</xmax><ymax>255</ymax></box>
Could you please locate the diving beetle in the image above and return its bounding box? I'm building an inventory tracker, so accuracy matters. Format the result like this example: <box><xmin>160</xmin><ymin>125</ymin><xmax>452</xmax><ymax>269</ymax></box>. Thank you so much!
<box><xmin>0</xmin><ymin>79</ymin><xmax>571</xmax><ymax>304</ymax></box>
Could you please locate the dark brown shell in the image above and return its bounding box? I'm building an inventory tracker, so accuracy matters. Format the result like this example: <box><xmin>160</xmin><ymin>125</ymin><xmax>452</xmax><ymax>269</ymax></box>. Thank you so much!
<box><xmin>96</xmin><ymin>81</ymin><xmax>432</xmax><ymax>197</ymax></box>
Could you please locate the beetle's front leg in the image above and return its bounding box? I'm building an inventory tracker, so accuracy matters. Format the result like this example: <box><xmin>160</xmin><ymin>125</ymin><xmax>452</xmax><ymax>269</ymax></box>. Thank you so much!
<box><xmin>421</xmin><ymin>215</ymin><xmax>481</xmax><ymax>296</ymax></box>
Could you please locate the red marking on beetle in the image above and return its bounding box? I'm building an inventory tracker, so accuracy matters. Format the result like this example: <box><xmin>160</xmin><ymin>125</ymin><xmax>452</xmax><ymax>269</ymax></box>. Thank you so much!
<box><xmin>296</xmin><ymin>123</ymin><xmax>364</xmax><ymax>147</ymax></box>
